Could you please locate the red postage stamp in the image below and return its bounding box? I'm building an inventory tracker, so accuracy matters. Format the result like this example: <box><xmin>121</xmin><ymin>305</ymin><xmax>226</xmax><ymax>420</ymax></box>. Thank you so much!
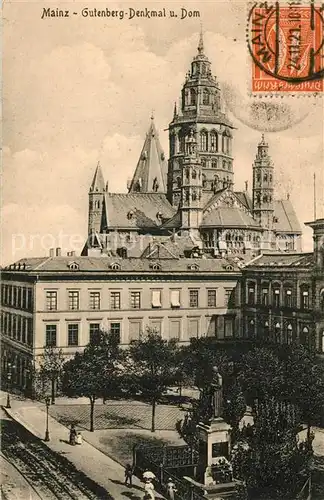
<box><xmin>247</xmin><ymin>2</ymin><xmax>324</xmax><ymax>93</ymax></box>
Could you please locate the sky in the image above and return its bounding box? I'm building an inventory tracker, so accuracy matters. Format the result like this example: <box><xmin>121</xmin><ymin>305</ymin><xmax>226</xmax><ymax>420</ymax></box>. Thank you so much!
<box><xmin>2</xmin><ymin>0</ymin><xmax>323</xmax><ymax>264</ymax></box>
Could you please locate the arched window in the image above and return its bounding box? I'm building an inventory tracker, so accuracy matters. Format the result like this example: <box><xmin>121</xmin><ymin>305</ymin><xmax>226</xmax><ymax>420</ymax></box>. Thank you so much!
<box><xmin>263</xmin><ymin>195</ymin><xmax>268</xmax><ymax>203</ymax></box>
<box><xmin>202</xmin><ymin>174</ymin><xmax>207</xmax><ymax>188</ymax></box>
<box><xmin>210</xmin><ymin>131</ymin><xmax>218</xmax><ymax>152</ymax></box>
<box><xmin>192</xmin><ymin>190</ymin><xmax>197</xmax><ymax>201</ymax></box>
<box><xmin>272</xmin><ymin>284</ymin><xmax>281</xmax><ymax>308</ymax></box>
<box><xmin>192</xmin><ymin>170</ymin><xmax>197</xmax><ymax>179</ymax></box>
<box><xmin>176</xmin><ymin>177</ymin><xmax>181</xmax><ymax>188</ymax></box>
<box><xmin>264</xmin><ymin>173</ymin><xmax>268</xmax><ymax>182</ymax></box>
<box><xmin>286</xmin><ymin>324</ymin><xmax>293</xmax><ymax>344</ymax></box>
<box><xmin>200</xmin><ymin>131</ymin><xmax>208</xmax><ymax>151</ymax></box>
<box><xmin>212</xmin><ymin>160</ymin><xmax>217</xmax><ymax>169</ymax></box>
<box><xmin>186</xmin><ymin>168</ymin><xmax>190</xmax><ymax>180</ymax></box>
<box><xmin>300</xmin><ymin>326</ymin><xmax>309</xmax><ymax>346</ymax></box>
<box><xmin>264</xmin><ymin>321</ymin><xmax>270</xmax><ymax>340</ymax></box>
<box><xmin>261</xmin><ymin>284</ymin><xmax>269</xmax><ymax>305</ymax></box>
<box><xmin>190</xmin><ymin>88</ymin><xmax>196</xmax><ymax>106</ymax></box>
<box><xmin>222</xmin><ymin>133</ymin><xmax>226</xmax><ymax>153</ymax></box>
<box><xmin>203</xmin><ymin>89</ymin><xmax>210</xmax><ymax>105</ymax></box>
<box><xmin>300</xmin><ymin>285</ymin><xmax>310</xmax><ymax>309</ymax></box>
<box><xmin>201</xmin><ymin>158</ymin><xmax>206</xmax><ymax>168</ymax></box>
<box><xmin>274</xmin><ymin>322</ymin><xmax>281</xmax><ymax>343</ymax></box>
<box><xmin>257</xmin><ymin>172</ymin><xmax>261</xmax><ymax>182</ymax></box>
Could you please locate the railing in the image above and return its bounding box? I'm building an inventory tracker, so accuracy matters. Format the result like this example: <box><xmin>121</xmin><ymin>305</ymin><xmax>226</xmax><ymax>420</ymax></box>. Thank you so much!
<box><xmin>296</xmin><ymin>475</ymin><xmax>312</xmax><ymax>500</ymax></box>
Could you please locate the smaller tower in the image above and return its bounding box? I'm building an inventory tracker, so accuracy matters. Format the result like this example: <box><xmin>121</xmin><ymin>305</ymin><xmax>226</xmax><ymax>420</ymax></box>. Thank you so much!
<box><xmin>88</xmin><ymin>162</ymin><xmax>106</xmax><ymax>235</ymax></box>
<box><xmin>252</xmin><ymin>135</ymin><xmax>274</xmax><ymax>230</ymax></box>
<box><xmin>180</xmin><ymin>129</ymin><xmax>203</xmax><ymax>238</ymax></box>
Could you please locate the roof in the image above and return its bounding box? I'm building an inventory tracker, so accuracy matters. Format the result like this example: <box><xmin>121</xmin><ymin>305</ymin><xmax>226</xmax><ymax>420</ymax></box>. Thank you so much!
<box><xmin>234</xmin><ymin>191</ymin><xmax>253</xmax><ymax>211</ymax></box>
<box><xmin>128</xmin><ymin>117</ymin><xmax>167</xmax><ymax>194</ymax></box>
<box><xmin>273</xmin><ymin>200</ymin><xmax>302</xmax><ymax>233</ymax></box>
<box><xmin>103</xmin><ymin>193</ymin><xmax>175</xmax><ymax>230</ymax></box>
<box><xmin>202</xmin><ymin>207</ymin><xmax>261</xmax><ymax>229</ymax></box>
<box><xmin>90</xmin><ymin>162</ymin><xmax>105</xmax><ymax>192</ymax></box>
<box><xmin>4</xmin><ymin>256</ymin><xmax>241</xmax><ymax>275</ymax></box>
<box><xmin>244</xmin><ymin>252</ymin><xmax>314</xmax><ymax>269</ymax></box>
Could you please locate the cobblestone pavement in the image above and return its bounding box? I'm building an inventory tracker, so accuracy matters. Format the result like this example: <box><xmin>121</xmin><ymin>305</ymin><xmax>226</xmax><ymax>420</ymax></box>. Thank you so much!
<box><xmin>49</xmin><ymin>402</ymin><xmax>185</xmax><ymax>431</ymax></box>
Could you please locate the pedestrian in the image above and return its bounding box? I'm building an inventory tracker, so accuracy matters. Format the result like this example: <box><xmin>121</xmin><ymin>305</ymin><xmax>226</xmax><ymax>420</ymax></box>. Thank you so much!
<box><xmin>166</xmin><ymin>477</ymin><xmax>177</xmax><ymax>500</ymax></box>
<box><xmin>143</xmin><ymin>469</ymin><xmax>156</xmax><ymax>481</ymax></box>
<box><xmin>143</xmin><ymin>479</ymin><xmax>155</xmax><ymax>499</ymax></box>
<box><xmin>76</xmin><ymin>432</ymin><xmax>83</xmax><ymax>445</ymax></box>
<box><xmin>124</xmin><ymin>463</ymin><xmax>133</xmax><ymax>487</ymax></box>
<box><xmin>69</xmin><ymin>424</ymin><xmax>77</xmax><ymax>446</ymax></box>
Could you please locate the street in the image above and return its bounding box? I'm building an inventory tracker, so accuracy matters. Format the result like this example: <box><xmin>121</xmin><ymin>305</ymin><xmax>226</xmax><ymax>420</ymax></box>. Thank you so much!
<box><xmin>0</xmin><ymin>407</ymin><xmax>112</xmax><ymax>499</ymax></box>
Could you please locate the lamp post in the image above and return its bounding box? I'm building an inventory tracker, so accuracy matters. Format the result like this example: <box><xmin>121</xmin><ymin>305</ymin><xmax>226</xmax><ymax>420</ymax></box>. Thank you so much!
<box><xmin>44</xmin><ymin>396</ymin><xmax>51</xmax><ymax>442</ymax></box>
<box><xmin>6</xmin><ymin>362</ymin><xmax>16</xmax><ymax>409</ymax></box>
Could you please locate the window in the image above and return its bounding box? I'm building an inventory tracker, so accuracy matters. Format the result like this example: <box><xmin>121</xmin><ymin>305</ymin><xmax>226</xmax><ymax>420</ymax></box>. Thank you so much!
<box><xmin>170</xmin><ymin>290</ymin><xmax>181</xmax><ymax>308</ymax></box>
<box><xmin>68</xmin><ymin>324</ymin><xmax>79</xmax><ymax>346</ymax></box>
<box><xmin>150</xmin><ymin>320</ymin><xmax>162</xmax><ymax>335</ymax></box>
<box><xmin>203</xmin><ymin>89</ymin><xmax>209</xmax><ymax>105</ymax></box>
<box><xmin>189</xmin><ymin>290</ymin><xmax>199</xmax><ymax>308</ymax></box>
<box><xmin>46</xmin><ymin>291</ymin><xmax>57</xmax><ymax>311</ymax></box>
<box><xmin>210</xmin><ymin>131</ymin><xmax>218</xmax><ymax>152</ymax></box>
<box><xmin>272</xmin><ymin>286</ymin><xmax>280</xmax><ymax>308</ymax></box>
<box><xmin>300</xmin><ymin>326</ymin><xmax>309</xmax><ymax>345</ymax></box>
<box><xmin>68</xmin><ymin>291</ymin><xmax>79</xmax><ymax>310</ymax></box>
<box><xmin>27</xmin><ymin>289</ymin><xmax>33</xmax><ymax>311</ymax></box>
<box><xmin>224</xmin><ymin>317</ymin><xmax>234</xmax><ymax>338</ymax></box>
<box><xmin>207</xmin><ymin>290</ymin><xmax>217</xmax><ymax>308</ymax></box>
<box><xmin>129</xmin><ymin>320</ymin><xmax>141</xmax><ymax>342</ymax></box>
<box><xmin>286</xmin><ymin>324</ymin><xmax>293</xmax><ymax>344</ymax></box>
<box><xmin>225</xmin><ymin>289</ymin><xmax>233</xmax><ymax>307</ymax></box>
<box><xmin>284</xmin><ymin>288</ymin><xmax>292</xmax><ymax>308</ymax></box>
<box><xmin>247</xmin><ymin>283</ymin><xmax>256</xmax><ymax>305</ymax></box>
<box><xmin>110</xmin><ymin>323</ymin><xmax>121</xmax><ymax>343</ymax></box>
<box><xmin>89</xmin><ymin>323</ymin><xmax>100</xmax><ymax>344</ymax></box>
<box><xmin>274</xmin><ymin>322</ymin><xmax>281</xmax><ymax>343</ymax></box>
<box><xmin>188</xmin><ymin>319</ymin><xmax>199</xmax><ymax>339</ymax></box>
<box><xmin>190</xmin><ymin>88</ymin><xmax>196</xmax><ymax>105</ymax></box>
<box><xmin>45</xmin><ymin>324</ymin><xmax>57</xmax><ymax>347</ymax></box>
<box><xmin>151</xmin><ymin>290</ymin><xmax>162</xmax><ymax>308</ymax></box>
<box><xmin>248</xmin><ymin>319</ymin><xmax>255</xmax><ymax>337</ymax></box>
<box><xmin>261</xmin><ymin>287</ymin><xmax>269</xmax><ymax>306</ymax></box>
<box><xmin>89</xmin><ymin>291</ymin><xmax>100</xmax><ymax>310</ymax></box>
<box><xmin>300</xmin><ymin>286</ymin><xmax>310</xmax><ymax>309</ymax></box>
<box><xmin>169</xmin><ymin>319</ymin><xmax>181</xmax><ymax>340</ymax></box>
<box><xmin>264</xmin><ymin>321</ymin><xmax>270</xmax><ymax>340</ymax></box>
<box><xmin>130</xmin><ymin>291</ymin><xmax>141</xmax><ymax>309</ymax></box>
<box><xmin>110</xmin><ymin>291</ymin><xmax>121</xmax><ymax>310</ymax></box>
<box><xmin>200</xmin><ymin>131</ymin><xmax>208</xmax><ymax>152</ymax></box>
<box><xmin>22</xmin><ymin>288</ymin><xmax>27</xmax><ymax>309</ymax></box>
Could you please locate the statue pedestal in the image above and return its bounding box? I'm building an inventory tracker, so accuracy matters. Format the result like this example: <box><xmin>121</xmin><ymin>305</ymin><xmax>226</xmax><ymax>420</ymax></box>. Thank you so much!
<box><xmin>196</xmin><ymin>417</ymin><xmax>232</xmax><ymax>485</ymax></box>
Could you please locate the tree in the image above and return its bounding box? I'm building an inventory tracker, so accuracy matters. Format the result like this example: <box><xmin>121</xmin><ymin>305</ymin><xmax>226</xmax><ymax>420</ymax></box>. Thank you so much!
<box><xmin>128</xmin><ymin>329</ymin><xmax>178</xmax><ymax>432</ymax></box>
<box><xmin>62</xmin><ymin>331</ymin><xmax>125</xmax><ymax>431</ymax></box>
<box><xmin>38</xmin><ymin>346</ymin><xmax>65</xmax><ymax>404</ymax></box>
<box><xmin>223</xmin><ymin>380</ymin><xmax>246</xmax><ymax>443</ymax></box>
<box><xmin>280</xmin><ymin>344</ymin><xmax>324</xmax><ymax>443</ymax></box>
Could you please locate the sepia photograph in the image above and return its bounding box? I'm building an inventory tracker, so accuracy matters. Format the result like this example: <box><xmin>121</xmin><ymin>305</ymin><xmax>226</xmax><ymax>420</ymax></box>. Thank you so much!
<box><xmin>1</xmin><ymin>0</ymin><xmax>324</xmax><ymax>498</ymax></box>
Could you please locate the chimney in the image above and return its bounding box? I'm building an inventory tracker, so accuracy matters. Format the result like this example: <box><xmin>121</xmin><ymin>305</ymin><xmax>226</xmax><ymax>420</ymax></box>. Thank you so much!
<box><xmin>49</xmin><ymin>248</ymin><xmax>55</xmax><ymax>257</ymax></box>
<box><xmin>56</xmin><ymin>247</ymin><xmax>62</xmax><ymax>257</ymax></box>
<box><xmin>70</xmin><ymin>250</ymin><xmax>76</xmax><ymax>257</ymax></box>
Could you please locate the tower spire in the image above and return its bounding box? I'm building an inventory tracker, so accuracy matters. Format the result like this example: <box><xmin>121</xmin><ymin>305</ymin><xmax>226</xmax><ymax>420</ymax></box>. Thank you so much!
<box><xmin>198</xmin><ymin>26</ymin><xmax>204</xmax><ymax>55</ymax></box>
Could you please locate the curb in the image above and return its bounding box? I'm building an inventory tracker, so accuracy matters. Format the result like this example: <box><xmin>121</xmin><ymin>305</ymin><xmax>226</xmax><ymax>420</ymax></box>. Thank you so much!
<box><xmin>1</xmin><ymin>405</ymin><xmax>43</xmax><ymax>440</ymax></box>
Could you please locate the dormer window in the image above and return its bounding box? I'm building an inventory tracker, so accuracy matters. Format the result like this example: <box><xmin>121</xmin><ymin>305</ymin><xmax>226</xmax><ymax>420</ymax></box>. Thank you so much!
<box><xmin>273</xmin><ymin>216</ymin><xmax>279</xmax><ymax>223</ymax></box>
<box><xmin>151</xmin><ymin>263</ymin><xmax>161</xmax><ymax>271</ymax></box>
<box><xmin>110</xmin><ymin>263</ymin><xmax>121</xmax><ymax>270</ymax></box>
<box><xmin>188</xmin><ymin>263</ymin><xmax>199</xmax><ymax>271</ymax></box>
<box><xmin>161</xmin><ymin>153</ymin><xmax>165</xmax><ymax>161</ymax></box>
<box><xmin>127</xmin><ymin>210</ymin><xmax>134</xmax><ymax>220</ymax></box>
<box><xmin>156</xmin><ymin>211</ymin><xmax>163</xmax><ymax>221</ymax></box>
<box><xmin>225</xmin><ymin>264</ymin><xmax>234</xmax><ymax>271</ymax></box>
<box><xmin>68</xmin><ymin>262</ymin><xmax>79</xmax><ymax>271</ymax></box>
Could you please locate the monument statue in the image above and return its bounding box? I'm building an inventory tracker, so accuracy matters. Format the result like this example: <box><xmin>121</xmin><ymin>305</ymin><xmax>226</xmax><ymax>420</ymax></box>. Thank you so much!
<box><xmin>210</xmin><ymin>366</ymin><xmax>223</xmax><ymax>418</ymax></box>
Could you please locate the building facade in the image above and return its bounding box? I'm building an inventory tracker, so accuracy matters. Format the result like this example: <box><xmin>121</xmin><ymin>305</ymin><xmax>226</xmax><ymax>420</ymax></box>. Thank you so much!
<box><xmin>241</xmin><ymin>218</ymin><xmax>324</xmax><ymax>354</ymax></box>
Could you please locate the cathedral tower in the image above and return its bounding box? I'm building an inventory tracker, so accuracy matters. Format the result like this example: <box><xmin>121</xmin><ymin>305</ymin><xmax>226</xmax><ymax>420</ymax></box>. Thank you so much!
<box><xmin>88</xmin><ymin>162</ymin><xmax>106</xmax><ymax>235</ymax></box>
<box><xmin>180</xmin><ymin>129</ymin><xmax>203</xmax><ymax>236</ymax></box>
<box><xmin>167</xmin><ymin>31</ymin><xmax>234</xmax><ymax>208</ymax></box>
<box><xmin>252</xmin><ymin>135</ymin><xmax>274</xmax><ymax>230</ymax></box>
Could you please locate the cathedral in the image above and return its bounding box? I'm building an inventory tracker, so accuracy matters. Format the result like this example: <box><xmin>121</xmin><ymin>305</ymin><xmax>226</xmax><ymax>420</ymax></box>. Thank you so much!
<box><xmin>83</xmin><ymin>32</ymin><xmax>302</xmax><ymax>260</ymax></box>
